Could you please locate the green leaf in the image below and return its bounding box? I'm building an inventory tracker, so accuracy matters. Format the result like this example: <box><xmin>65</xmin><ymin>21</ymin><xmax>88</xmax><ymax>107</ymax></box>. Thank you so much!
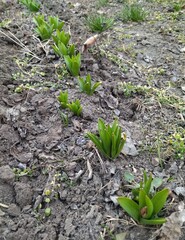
<box><xmin>152</xmin><ymin>188</ymin><xmax>169</xmax><ymax>216</ymax></box>
<box><xmin>139</xmin><ymin>189</ymin><xmax>146</xmax><ymax>210</ymax></box>
<box><xmin>117</xmin><ymin>197</ymin><xmax>140</xmax><ymax>222</ymax></box>
<box><xmin>124</xmin><ymin>172</ymin><xmax>135</xmax><ymax>183</ymax></box>
<box><xmin>144</xmin><ymin>195</ymin><xmax>153</xmax><ymax>219</ymax></box>
<box><xmin>144</xmin><ymin>173</ymin><xmax>153</xmax><ymax>195</ymax></box>
<box><xmin>151</xmin><ymin>177</ymin><xmax>163</xmax><ymax>192</ymax></box>
<box><xmin>87</xmin><ymin>133</ymin><xmax>103</xmax><ymax>152</ymax></box>
<box><xmin>139</xmin><ymin>217</ymin><xmax>166</xmax><ymax>225</ymax></box>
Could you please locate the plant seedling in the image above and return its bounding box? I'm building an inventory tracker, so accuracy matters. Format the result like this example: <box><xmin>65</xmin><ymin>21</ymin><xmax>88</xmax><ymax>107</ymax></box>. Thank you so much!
<box><xmin>52</xmin><ymin>30</ymin><xmax>71</xmax><ymax>46</ymax></box>
<box><xmin>64</xmin><ymin>53</ymin><xmax>81</xmax><ymax>76</ymax></box>
<box><xmin>78</xmin><ymin>74</ymin><xmax>101</xmax><ymax>95</ymax></box>
<box><xmin>19</xmin><ymin>0</ymin><xmax>40</xmax><ymax>12</ymax></box>
<box><xmin>87</xmin><ymin>119</ymin><xmax>126</xmax><ymax>160</ymax></box>
<box><xmin>86</xmin><ymin>14</ymin><xmax>114</xmax><ymax>32</ymax></box>
<box><xmin>53</xmin><ymin>42</ymin><xmax>75</xmax><ymax>57</ymax></box>
<box><xmin>57</xmin><ymin>91</ymin><xmax>68</xmax><ymax>109</ymax></box>
<box><xmin>33</xmin><ymin>15</ymin><xmax>64</xmax><ymax>40</ymax></box>
<box><xmin>120</xmin><ymin>3</ymin><xmax>147</xmax><ymax>22</ymax></box>
<box><xmin>67</xmin><ymin>99</ymin><xmax>82</xmax><ymax>116</ymax></box>
<box><xmin>117</xmin><ymin>171</ymin><xmax>169</xmax><ymax>225</ymax></box>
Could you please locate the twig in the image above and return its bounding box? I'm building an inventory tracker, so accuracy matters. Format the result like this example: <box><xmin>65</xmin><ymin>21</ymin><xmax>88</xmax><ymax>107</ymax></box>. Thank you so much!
<box><xmin>0</xmin><ymin>203</ymin><xmax>9</xmax><ymax>208</ymax></box>
<box><xmin>87</xmin><ymin>159</ymin><xmax>93</xmax><ymax>180</ymax></box>
<box><xmin>94</xmin><ymin>147</ymin><xmax>107</xmax><ymax>173</ymax></box>
<box><xmin>0</xmin><ymin>29</ymin><xmax>41</xmax><ymax>60</ymax></box>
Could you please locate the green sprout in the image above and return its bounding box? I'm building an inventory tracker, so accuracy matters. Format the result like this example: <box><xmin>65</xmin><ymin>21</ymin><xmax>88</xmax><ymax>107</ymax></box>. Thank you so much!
<box><xmin>64</xmin><ymin>53</ymin><xmax>81</xmax><ymax>76</ymax></box>
<box><xmin>57</xmin><ymin>90</ymin><xmax>68</xmax><ymax>109</ymax></box>
<box><xmin>53</xmin><ymin>42</ymin><xmax>75</xmax><ymax>57</ymax></box>
<box><xmin>52</xmin><ymin>30</ymin><xmax>71</xmax><ymax>46</ymax></box>
<box><xmin>78</xmin><ymin>74</ymin><xmax>101</xmax><ymax>95</ymax></box>
<box><xmin>120</xmin><ymin>3</ymin><xmax>147</xmax><ymax>22</ymax></box>
<box><xmin>67</xmin><ymin>99</ymin><xmax>82</xmax><ymax>116</ymax></box>
<box><xmin>117</xmin><ymin>171</ymin><xmax>169</xmax><ymax>225</ymax></box>
<box><xmin>19</xmin><ymin>0</ymin><xmax>40</xmax><ymax>12</ymax></box>
<box><xmin>87</xmin><ymin>119</ymin><xmax>126</xmax><ymax>160</ymax></box>
<box><xmin>168</xmin><ymin>131</ymin><xmax>185</xmax><ymax>161</ymax></box>
<box><xmin>33</xmin><ymin>15</ymin><xmax>64</xmax><ymax>40</ymax></box>
<box><xmin>86</xmin><ymin>14</ymin><xmax>114</xmax><ymax>33</ymax></box>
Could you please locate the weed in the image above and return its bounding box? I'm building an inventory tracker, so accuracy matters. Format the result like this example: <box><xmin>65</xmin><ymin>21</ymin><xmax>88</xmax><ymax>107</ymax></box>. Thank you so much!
<box><xmin>33</xmin><ymin>15</ymin><xmax>64</xmax><ymax>40</ymax></box>
<box><xmin>67</xmin><ymin>99</ymin><xmax>82</xmax><ymax>116</ymax></box>
<box><xmin>87</xmin><ymin>119</ymin><xmax>126</xmax><ymax>160</ymax></box>
<box><xmin>86</xmin><ymin>14</ymin><xmax>114</xmax><ymax>33</ymax></box>
<box><xmin>58</xmin><ymin>90</ymin><xmax>68</xmax><ymax>108</ymax></box>
<box><xmin>59</xmin><ymin>111</ymin><xmax>69</xmax><ymax>126</ymax></box>
<box><xmin>78</xmin><ymin>74</ymin><xmax>101</xmax><ymax>95</ymax></box>
<box><xmin>118</xmin><ymin>171</ymin><xmax>169</xmax><ymax>225</ymax></box>
<box><xmin>64</xmin><ymin>53</ymin><xmax>81</xmax><ymax>76</ymax></box>
<box><xmin>173</xmin><ymin>1</ymin><xmax>184</xmax><ymax>11</ymax></box>
<box><xmin>120</xmin><ymin>3</ymin><xmax>147</xmax><ymax>22</ymax></box>
<box><xmin>168</xmin><ymin>130</ymin><xmax>185</xmax><ymax>160</ymax></box>
<box><xmin>19</xmin><ymin>0</ymin><xmax>40</xmax><ymax>12</ymax></box>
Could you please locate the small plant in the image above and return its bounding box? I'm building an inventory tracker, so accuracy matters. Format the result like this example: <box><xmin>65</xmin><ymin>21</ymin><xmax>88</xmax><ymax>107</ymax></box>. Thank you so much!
<box><xmin>33</xmin><ymin>15</ymin><xmax>64</xmax><ymax>40</ymax></box>
<box><xmin>78</xmin><ymin>74</ymin><xmax>101</xmax><ymax>95</ymax></box>
<box><xmin>59</xmin><ymin>111</ymin><xmax>69</xmax><ymax>126</ymax></box>
<box><xmin>64</xmin><ymin>53</ymin><xmax>81</xmax><ymax>76</ymax></box>
<box><xmin>168</xmin><ymin>131</ymin><xmax>185</xmax><ymax>160</ymax></box>
<box><xmin>57</xmin><ymin>90</ymin><xmax>68</xmax><ymax>109</ymax></box>
<box><xmin>117</xmin><ymin>171</ymin><xmax>169</xmax><ymax>225</ymax></box>
<box><xmin>19</xmin><ymin>0</ymin><xmax>40</xmax><ymax>12</ymax></box>
<box><xmin>53</xmin><ymin>42</ymin><xmax>75</xmax><ymax>57</ymax></box>
<box><xmin>173</xmin><ymin>2</ymin><xmax>184</xmax><ymax>11</ymax></box>
<box><xmin>52</xmin><ymin>30</ymin><xmax>71</xmax><ymax>46</ymax></box>
<box><xmin>87</xmin><ymin>119</ymin><xmax>126</xmax><ymax>160</ymax></box>
<box><xmin>120</xmin><ymin>3</ymin><xmax>147</xmax><ymax>22</ymax></box>
<box><xmin>67</xmin><ymin>99</ymin><xmax>82</xmax><ymax>116</ymax></box>
<box><xmin>86</xmin><ymin>14</ymin><xmax>114</xmax><ymax>32</ymax></box>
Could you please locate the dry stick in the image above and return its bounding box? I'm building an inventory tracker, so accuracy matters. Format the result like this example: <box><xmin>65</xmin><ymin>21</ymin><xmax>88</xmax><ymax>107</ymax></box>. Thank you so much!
<box><xmin>87</xmin><ymin>159</ymin><xmax>93</xmax><ymax>180</ymax></box>
<box><xmin>32</xmin><ymin>35</ymin><xmax>50</xmax><ymax>56</ymax></box>
<box><xmin>94</xmin><ymin>147</ymin><xmax>107</xmax><ymax>173</ymax></box>
<box><xmin>0</xmin><ymin>29</ymin><xmax>41</xmax><ymax>60</ymax></box>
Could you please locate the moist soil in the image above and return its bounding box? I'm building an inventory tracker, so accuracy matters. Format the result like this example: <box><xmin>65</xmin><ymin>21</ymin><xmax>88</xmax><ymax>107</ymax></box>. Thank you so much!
<box><xmin>0</xmin><ymin>0</ymin><xmax>185</xmax><ymax>239</ymax></box>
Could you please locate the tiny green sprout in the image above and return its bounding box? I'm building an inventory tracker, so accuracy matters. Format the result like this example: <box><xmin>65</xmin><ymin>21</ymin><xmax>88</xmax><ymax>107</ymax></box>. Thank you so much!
<box><xmin>67</xmin><ymin>99</ymin><xmax>82</xmax><ymax>116</ymax></box>
<box><xmin>78</xmin><ymin>74</ymin><xmax>101</xmax><ymax>95</ymax></box>
<box><xmin>86</xmin><ymin>14</ymin><xmax>114</xmax><ymax>33</ymax></box>
<box><xmin>33</xmin><ymin>15</ymin><xmax>64</xmax><ymax>40</ymax></box>
<box><xmin>87</xmin><ymin>118</ymin><xmax>126</xmax><ymax>160</ymax></box>
<box><xmin>45</xmin><ymin>207</ymin><xmax>51</xmax><ymax>217</ymax></box>
<box><xmin>44</xmin><ymin>189</ymin><xmax>51</xmax><ymax>196</ymax></box>
<box><xmin>19</xmin><ymin>0</ymin><xmax>40</xmax><ymax>12</ymax></box>
<box><xmin>57</xmin><ymin>91</ymin><xmax>68</xmax><ymax>109</ymax></box>
<box><xmin>59</xmin><ymin>111</ymin><xmax>69</xmax><ymax>126</ymax></box>
<box><xmin>52</xmin><ymin>30</ymin><xmax>71</xmax><ymax>46</ymax></box>
<box><xmin>45</xmin><ymin>198</ymin><xmax>51</xmax><ymax>203</ymax></box>
<box><xmin>117</xmin><ymin>171</ymin><xmax>169</xmax><ymax>225</ymax></box>
<box><xmin>64</xmin><ymin>53</ymin><xmax>81</xmax><ymax>76</ymax></box>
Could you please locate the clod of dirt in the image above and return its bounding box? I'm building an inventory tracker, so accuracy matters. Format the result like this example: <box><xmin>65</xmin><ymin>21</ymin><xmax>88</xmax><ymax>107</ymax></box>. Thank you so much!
<box><xmin>6</xmin><ymin>204</ymin><xmax>21</xmax><ymax>217</ymax></box>
<box><xmin>0</xmin><ymin>165</ymin><xmax>15</xmax><ymax>184</ymax></box>
<box><xmin>14</xmin><ymin>182</ymin><xmax>33</xmax><ymax>209</ymax></box>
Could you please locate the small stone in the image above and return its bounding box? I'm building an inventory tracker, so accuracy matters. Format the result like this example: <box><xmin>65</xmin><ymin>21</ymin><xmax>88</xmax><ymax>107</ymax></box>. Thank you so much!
<box><xmin>0</xmin><ymin>165</ymin><xmax>15</xmax><ymax>185</ymax></box>
<box><xmin>14</xmin><ymin>182</ymin><xmax>33</xmax><ymax>208</ymax></box>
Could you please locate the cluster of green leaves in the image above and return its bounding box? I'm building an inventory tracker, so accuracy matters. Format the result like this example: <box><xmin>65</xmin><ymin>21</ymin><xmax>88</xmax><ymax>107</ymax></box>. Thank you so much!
<box><xmin>64</xmin><ymin>54</ymin><xmax>81</xmax><ymax>77</ymax></box>
<box><xmin>120</xmin><ymin>3</ymin><xmax>147</xmax><ymax>22</ymax></box>
<box><xmin>86</xmin><ymin>14</ymin><xmax>114</xmax><ymax>33</ymax></box>
<box><xmin>173</xmin><ymin>1</ymin><xmax>184</xmax><ymax>11</ymax></box>
<box><xmin>58</xmin><ymin>91</ymin><xmax>82</xmax><ymax>116</ymax></box>
<box><xmin>52</xmin><ymin>30</ymin><xmax>75</xmax><ymax>57</ymax></box>
<box><xmin>33</xmin><ymin>15</ymin><xmax>64</xmax><ymax>40</ymax></box>
<box><xmin>118</xmin><ymin>171</ymin><xmax>169</xmax><ymax>225</ymax></box>
<box><xmin>168</xmin><ymin>130</ymin><xmax>185</xmax><ymax>160</ymax></box>
<box><xmin>87</xmin><ymin>119</ymin><xmax>126</xmax><ymax>160</ymax></box>
<box><xmin>19</xmin><ymin>0</ymin><xmax>40</xmax><ymax>12</ymax></box>
<box><xmin>78</xmin><ymin>74</ymin><xmax>101</xmax><ymax>95</ymax></box>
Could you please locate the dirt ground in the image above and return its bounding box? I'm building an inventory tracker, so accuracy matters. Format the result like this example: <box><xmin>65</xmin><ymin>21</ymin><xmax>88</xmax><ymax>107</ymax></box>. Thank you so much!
<box><xmin>0</xmin><ymin>0</ymin><xmax>185</xmax><ymax>239</ymax></box>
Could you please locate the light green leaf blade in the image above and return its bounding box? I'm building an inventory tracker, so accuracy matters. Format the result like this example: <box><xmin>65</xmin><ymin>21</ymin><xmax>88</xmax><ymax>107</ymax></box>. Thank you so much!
<box><xmin>152</xmin><ymin>188</ymin><xmax>169</xmax><ymax>216</ymax></box>
<box><xmin>117</xmin><ymin>197</ymin><xmax>140</xmax><ymax>222</ymax></box>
